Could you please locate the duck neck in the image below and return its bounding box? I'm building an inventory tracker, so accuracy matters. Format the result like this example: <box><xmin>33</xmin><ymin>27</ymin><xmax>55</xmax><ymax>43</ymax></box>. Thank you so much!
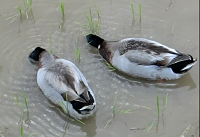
<box><xmin>99</xmin><ymin>42</ymin><xmax>113</xmax><ymax>63</ymax></box>
<box><xmin>39</xmin><ymin>51</ymin><xmax>56</xmax><ymax>68</ymax></box>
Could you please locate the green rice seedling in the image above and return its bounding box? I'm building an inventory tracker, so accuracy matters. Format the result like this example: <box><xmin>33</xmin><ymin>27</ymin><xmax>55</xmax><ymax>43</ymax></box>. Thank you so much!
<box><xmin>60</xmin><ymin>102</ymin><xmax>67</xmax><ymax>113</ymax></box>
<box><xmin>74</xmin><ymin>118</ymin><xmax>85</xmax><ymax>125</ymax></box>
<box><xmin>139</xmin><ymin>3</ymin><xmax>142</xmax><ymax>23</ymax></box>
<box><xmin>21</xmin><ymin>93</ymin><xmax>29</xmax><ymax>115</ymax></box>
<box><xmin>14</xmin><ymin>93</ymin><xmax>21</xmax><ymax>108</ymax></box>
<box><xmin>60</xmin><ymin>93</ymin><xmax>85</xmax><ymax>125</ymax></box>
<box><xmin>6</xmin><ymin>0</ymin><xmax>33</xmax><ymax>24</ymax></box>
<box><xmin>48</xmin><ymin>32</ymin><xmax>53</xmax><ymax>54</ymax></box>
<box><xmin>20</xmin><ymin>123</ymin><xmax>37</xmax><ymax>137</ymax></box>
<box><xmin>6</xmin><ymin>13</ymin><xmax>20</xmax><ymax>25</ymax></box>
<box><xmin>23</xmin><ymin>0</ymin><xmax>33</xmax><ymax>18</ymax></box>
<box><xmin>85</xmin><ymin>7</ymin><xmax>100</xmax><ymax>34</ymax></box>
<box><xmin>17</xmin><ymin>6</ymin><xmax>22</xmax><ymax>15</ymax></box>
<box><xmin>95</xmin><ymin>5</ymin><xmax>101</xmax><ymax>20</ymax></box>
<box><xmin>89</xmin><ymin>8</ymin><xmax>94</xmax><ymax>31</ymax></box>
<box><xmin>144</xmin><ymin>120</ymin><xmax>156</xmax><ymax>133</ymax></box>
<box><xmin>162</xmin><ymin>93</ymin><xmax>168</xmax><ymax>114</ymax></box>
<box><xmin>130</xmin><ymin>1</ymin><xmax>135</xmax><ymax>23</ymax></box>
<box><xmin>157</xmin><ymin>95</ymin><xmax>160</xmax><ymax>117</ymax></box>
<box><xmin>119</xmin><ymin>109</ymin><xmax>132</xmax><ymax>114</ymax></box>
<box><xmin>104</xmin><ymin>119</ymin><xmax>112</xmax><ymax>129</ymax></box>
<box><xmin>75</xmin><ymin>47</ymin><xmax>81</xmax><ymax>62</ymax></box>
<box><xmin>20</xmin><ymin>124</ymin><xmax>24</xmax><ymax>137</ymax></box>
<box><xmin>62</xmin><ymin>122</ymin><xmax>69</xmax><ymax>137</ymax></box>
<box><xmin>60</xmin><ymin>92</ymin><xmax>68</xmax><ymax>114</ymax></box>
<box><xmin>14</xmin><ymin>93</ymin><xmax>30</xmax><ymax>120</ymax></box>
<box><xmin>75</xmin><ymin>37</ymin><xmax>81</xmax><ymax>62</ymax></box>
<box><xmin>21</xmin><ymin>93</ymin><xmax>30</xmax><ymax>123</ymax></box>
<box><xmin>112</xmin><ymin>94</ymin><xmax>117</xmax><ymax>117</ymax></box>
<box><xmin>75</xmin><ymin>6</ymin><xmax>100</xmax><ymax>34</ymax></box>
<box><xmin>60</xmin><ymin>2</ymin><xmax>65</xmax><ymax>17</ymax></box>
<box><xmin>179</xmin><ymin>124</ymin><xmax>192</xmax><ymax>137</ymax></box>
<box><xmin>141</xmin><ymin>106</ymin><xmax>152</xmax><ymax>110</ymax></box>
<box><xmin>65</xmin><ymin>92</ymin><xmax>68</xmax><ymax>113</ymax></box>
<box><xmin>105</xmin><ymin>62</ymin><xmax>116</xmax><ymax>71</ymax></box>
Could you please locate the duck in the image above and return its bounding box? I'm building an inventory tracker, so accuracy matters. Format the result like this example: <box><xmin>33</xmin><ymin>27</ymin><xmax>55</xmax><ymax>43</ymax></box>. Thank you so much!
<box><xmin>86</xmin><ymin>34</ymin><xmax>197</xmax><ymax>80</ymax></box>
<box><xmin>28</xmin><ymin>47</ymin><xmax>96</xmax><ymax>119</ymax></box>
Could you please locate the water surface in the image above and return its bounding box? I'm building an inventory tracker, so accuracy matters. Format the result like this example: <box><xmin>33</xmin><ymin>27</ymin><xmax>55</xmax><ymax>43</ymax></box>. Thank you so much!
<box><xmin>0</xmin><ymin>0</ymin><xmax>199</xmax><ymax>137</ymax></box>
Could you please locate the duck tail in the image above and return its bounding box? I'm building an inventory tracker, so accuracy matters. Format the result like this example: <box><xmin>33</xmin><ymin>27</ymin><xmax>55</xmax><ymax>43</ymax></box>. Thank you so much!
<box><xmin>86</xmin><ymin>34</ymin><xmax>105</xmax><ymax>48</ymax></box>
<box><xmin>169</xmin><ymin>54</ymin><xmax>197</xmax><ymax>74</ymax></box>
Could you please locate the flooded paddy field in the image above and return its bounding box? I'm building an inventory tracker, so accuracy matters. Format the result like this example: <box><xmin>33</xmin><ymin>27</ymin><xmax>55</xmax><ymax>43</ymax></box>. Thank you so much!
<box><xmin>0</xmin><ymin>0</ymin><xmax>199</xmax><ymax>137</ymax></box>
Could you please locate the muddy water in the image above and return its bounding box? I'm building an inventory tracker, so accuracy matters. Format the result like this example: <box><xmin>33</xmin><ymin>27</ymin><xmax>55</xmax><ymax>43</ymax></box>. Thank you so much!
<box><xmin>0</xmin><ymin>0</ymin><xmax>199</xmax><ymax>137</ymax></box>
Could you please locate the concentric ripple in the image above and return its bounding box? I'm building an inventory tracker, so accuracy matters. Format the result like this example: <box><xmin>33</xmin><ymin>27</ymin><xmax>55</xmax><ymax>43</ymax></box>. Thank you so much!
<box><xmin>0</xmin><ymin>0</ymin><xmax>198</xmax><ymax>137</ymax></box>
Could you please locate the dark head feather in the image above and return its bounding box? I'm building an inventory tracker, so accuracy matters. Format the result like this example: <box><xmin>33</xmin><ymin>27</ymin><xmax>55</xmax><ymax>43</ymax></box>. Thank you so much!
<box><xmin>28</xmin><ymin>47</ymin><xmax>45</xmax><ymax>63</ymax></box>
<box><xmin>86</xmin><ymin>34</ymin><xmax>104</xmax><ymax>48</ymax></box>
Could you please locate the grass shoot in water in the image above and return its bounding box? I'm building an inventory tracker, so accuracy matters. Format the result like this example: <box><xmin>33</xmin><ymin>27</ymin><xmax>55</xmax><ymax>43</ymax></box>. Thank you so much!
<box><xmin>157</xmin><ymin>95</ymin><xmax>160</xmax><ymax>117</ymax></box>
<box><xmin>112</xmin><ymin>93</ymin><xmax>117</xmax><ymax>117</ymax></box>
<box><xmin>75</xmin><ymin>37</ymin><xmax>81</xmax><ymax>62</ymax></box>
<box><xmin>60</xmin><ymin>1</ymin><xmax>65</xmax><ymax>17</ymax></box>
<box><xmin>162</xmin><ymin>93</ymin><xmax>168</xmax><ymax>114</ymax></box>
<box><xmin>59</xmin><ymin>93</ymin><xmax>85</xmax><ymax>125</ymax></box>
<box><xmin>130</xmin><ymin>1</ymin><xmax>135</xmax><ymax>23</ymax></box>
<box><xmin>144</xmin><ymin>120</ymin><xmax>156</xmax><ymax>133</ymax></box>
<box><xmin>17</xmin><ymin>6</ymin><xmax>22</xmax><ymax>15</ymax></box>
<box><xmin>6</xmin><ymin>0</ymin><xmax>33</xmax><ymax>24</ymax></box>
<box><xmin>20</xmin><ymin>123</ymin><xmax>37</xmax><ymax>137</ymax></box>
<box><xmin>76</xmin><ymin>6</ymin><xmax>100</xmax><ymax>35</ymax></box>
<box><xmin>14</xmin><ymin>93</ymin><xmax>30</xmax><ymax>121</ymax></box>
<box><xmin>105</xmin><ymin>62</ymin><xmax>116</xmax><ymax>71</ymax></box>
<box><xmin>139</xmin><ymin>3</ymin><xmax>142</xmax><ymax>23</ymax></box>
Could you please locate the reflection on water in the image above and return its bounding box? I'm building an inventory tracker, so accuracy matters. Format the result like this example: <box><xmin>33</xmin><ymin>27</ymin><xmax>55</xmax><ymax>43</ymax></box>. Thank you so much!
<box><xmin>0</xmin><ymin>0</ymin><xmax>198</xmax><ymax>137</ymax></box>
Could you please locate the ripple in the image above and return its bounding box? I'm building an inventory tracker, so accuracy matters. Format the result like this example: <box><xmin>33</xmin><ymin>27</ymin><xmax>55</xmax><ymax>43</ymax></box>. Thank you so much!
<box><xmin>0</xmin><ymin>0</ymin><xmax>198</xmax><ymax>137</ymax></box>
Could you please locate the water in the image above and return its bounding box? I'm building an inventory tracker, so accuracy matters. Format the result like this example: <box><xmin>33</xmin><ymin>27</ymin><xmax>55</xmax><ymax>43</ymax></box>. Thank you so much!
<box><xmin>0</xmin><ymin>0</ymin><xmax>199</xmax><ymax>137</ymax></box>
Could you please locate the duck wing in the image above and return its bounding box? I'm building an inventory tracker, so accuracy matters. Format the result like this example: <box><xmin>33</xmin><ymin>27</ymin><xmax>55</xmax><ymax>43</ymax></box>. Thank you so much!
<box><xmin>44</xmin><ymin>59</ymin><xmax>89</xmax><ymax>102</ymax></box>
<box><xmin>118</xmin><ymin>38</ymin><xmax>180</xmax><ymax>66</ymax></box>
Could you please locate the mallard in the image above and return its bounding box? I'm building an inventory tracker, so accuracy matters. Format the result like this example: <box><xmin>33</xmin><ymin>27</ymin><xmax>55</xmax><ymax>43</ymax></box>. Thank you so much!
<box><xmin>86</xmin><ymin>34</ymin><xmax>197</xmax><ymax>80</ymax></box>
<box><xmin>28</xmin><ymin>47</ymin><xmax>96</xmax><ymax>119</ymax></box>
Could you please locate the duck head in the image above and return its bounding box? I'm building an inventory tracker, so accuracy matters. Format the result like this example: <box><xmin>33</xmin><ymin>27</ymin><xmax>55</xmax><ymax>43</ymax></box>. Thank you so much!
<box><xmin>86</xmin><ymin>34</ymin><xmax>104</xmax><ymax>48</ymax></box>
<box><xmin>28</xmin><ymin>47</ymin><xmax>45</xmax><ymax>63</ymax></box>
